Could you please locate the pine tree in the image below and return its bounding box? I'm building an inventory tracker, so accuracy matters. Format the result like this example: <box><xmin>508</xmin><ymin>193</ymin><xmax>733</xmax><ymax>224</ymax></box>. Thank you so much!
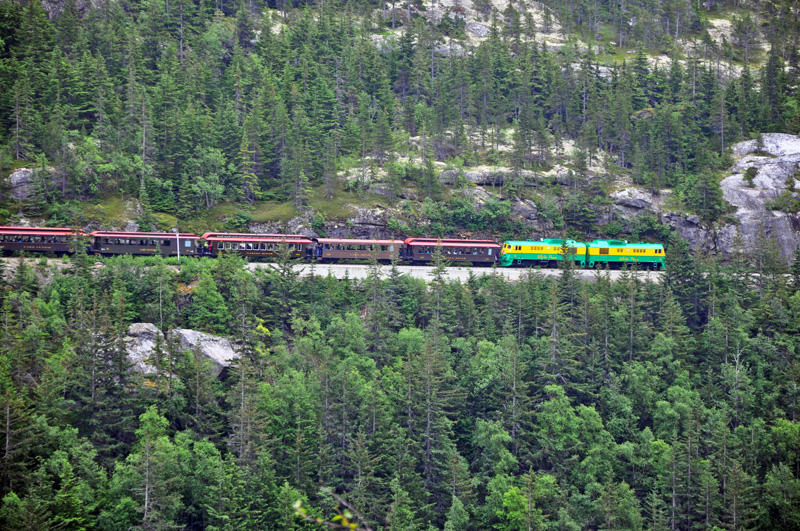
<box><xmin>385</xmin><ymin>475</ymin><xmax>420</xmax><ymax>531</ymax></box>
<box><xmin>238</xmin><ymin>134</ymin><xmax>262</xmax><ymax>203</ymax></box>
<box><xmin>128</xmin><ymin>406</ymin><xmax>183</xmax><ymax>530</ymax></box>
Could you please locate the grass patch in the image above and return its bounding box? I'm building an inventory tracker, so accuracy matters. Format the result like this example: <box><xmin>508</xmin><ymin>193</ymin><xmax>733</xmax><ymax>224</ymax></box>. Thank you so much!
<box><xmin>78</xmin><ymin>196</ymin><xmax>133</xmax><ymax>226</ymax></box>
<box><xmin>151</xmin><ymin>212</ymin><xmax>178</xmax><ymax>231</ymax></box>
<box><xmin>308</xmin><ymin>186</ymin><xmax>357</xmax><ymax>220</ymax></box>
<box><xmin>251</xmin><ymin>201</ymin><xmax>298</xmax><ymax>223</ymax></box>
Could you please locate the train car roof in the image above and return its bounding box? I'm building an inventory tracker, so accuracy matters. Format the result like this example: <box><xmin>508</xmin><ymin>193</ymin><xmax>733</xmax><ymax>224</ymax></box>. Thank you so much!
<box><xmin>201</xmin><ymin>232</ymin><xmax>308</xmax><ymax>239</ymax></box>
<box><xmin>91</xmin><ymin>231</ymin><xmax>198</xmax><ymax>237</ymax></box>
<box><xmin>202</xmin><ymin>234</ymin><xmax>313</xmax><ymax>244</ymax></box>
<box><xmin>404</xmin><ymin>237</ymin><xmax>498</xmax><ymax>245</ymax></box>
<box><xmin>589</xmin><ymin>240</ymin><xmax>664</xmax><ymax>248</ymax></box>
<box><xmin>0</xmin><ymin>226</ymin><xmax>83</xmax><ymax>235</ymax></box>
<box><xmin>504</xmin><ymin>239</ymin><xmax>586</xmax><ymax>246</ymax></box>
<box><xmin>317</xmin><ymin>238</ymin><xmax>405</xmax><ymax>245</ymax></box>
<box><xmin>407</xmin><ymin>241</ymin><xmax>500</xmax><ymax>248</ymax></box>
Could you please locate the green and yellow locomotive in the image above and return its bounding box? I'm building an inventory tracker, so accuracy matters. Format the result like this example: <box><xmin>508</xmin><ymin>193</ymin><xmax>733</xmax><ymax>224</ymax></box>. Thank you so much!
<box><xmin>499</xmin><ymin>239</ymin><xmax>587</xmax><ymax>267</ymax></box>
<box><xmin>499</xmin><ymin>238</ymin><xmax>665</xmax><ymax>270</ymax></box>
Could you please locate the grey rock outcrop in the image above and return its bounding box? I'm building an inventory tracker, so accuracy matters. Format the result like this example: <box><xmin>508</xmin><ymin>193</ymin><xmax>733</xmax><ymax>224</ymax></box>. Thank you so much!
<box><xmin>733</xmin><ymin>133</ymin><xmax>800</xmax><ymax>157</ymax></box>
<box><xmin>8</xmin><ymin>168</ymin><xmax>34</xmax><ymax>201</ymax></box>
<box><xmin>607</xmin><ymin>133</ymin><xmax>800</xmax><ymax>260</ymax></box>
<box><xmin>7</xmin><ymin>167</ymin><xmax>59</xmax><ymax>201</ymax></box>
<box><xmin>720</xmin><ymin>136</ymin><xmax>800</xmax><ymax>260</ymax></box>
<box><xmin>512</xmin><ymin>199</ymin><xmax>538</xmax><ymax>221</ymax></box>
<box><xmin>124</xmin><ymin>220</ymin><xmax>140</xmax><ymax>232</ymax></box>
<box><xmin>439</xmin><ymin>168</ymin><xmax>541</xmax><ymax>186</ymax></box>
<box><xmin>125</xmin><ymin>323</ymin><xmax>164</xmax><ymax>375</ymax></box>
<box><xmin>607</xmin><ymin>188</ymin><xmax>718</xmax><ymax>254</ymax></box>
<box><xmin>610</xmin><ymin>188</ymin><xmax>654</xmax><ymax>212</ymax></box>
<box><xmin>170</xmin><ymin>329</ymin><xmax>239</xmax><ymax>375</ymax></box>
<box><xmin>125</xmin><ymin>324</ymin><xmax>240</xmax><ymax>377</ymax></box>
<box><xmin>466</xmin><ymin>22</ymin><xmax>490</xmax><ymax>38</ymax></box>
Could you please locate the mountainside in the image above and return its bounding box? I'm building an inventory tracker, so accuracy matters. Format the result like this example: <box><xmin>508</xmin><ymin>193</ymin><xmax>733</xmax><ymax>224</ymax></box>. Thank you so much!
<box><xmin>4</xmin><ymin>2</ymin><xmax>800</xmax><ymax>530</ymax></box>
<box><xmin>1</xmin><ymin>0</ymin><xmax>799</xmax><ymax>258</ymax></box>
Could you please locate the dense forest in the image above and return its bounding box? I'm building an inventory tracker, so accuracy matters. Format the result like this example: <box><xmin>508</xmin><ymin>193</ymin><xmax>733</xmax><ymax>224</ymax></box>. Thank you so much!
<box><xmin>2</xmin><ymin>0</ymin><xmax>800</xmax><ymax>529</ymax></box>
<box><xmin>0</xmin><ymin>0</ymin><xmax>798</xmax><ymax>230</ymax></box>
<box><xmin>0</xmin><ymin>241</ymin><xmax>799</xmax><ymax>530</ymax></box>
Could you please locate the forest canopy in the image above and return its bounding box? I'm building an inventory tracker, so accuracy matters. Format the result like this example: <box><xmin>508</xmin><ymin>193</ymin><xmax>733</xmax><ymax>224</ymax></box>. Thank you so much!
<box><xmin>0</xmin><ymin>244</ymin><xmax>798</xmax><ymax>529</ymax></box>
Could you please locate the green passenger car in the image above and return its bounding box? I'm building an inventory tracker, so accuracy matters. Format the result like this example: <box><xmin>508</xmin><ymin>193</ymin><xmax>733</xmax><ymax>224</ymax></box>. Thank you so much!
<box><xmin>499</xmin><ymin>238</ymin><xmax>587</xmax><ymax>267</ymax></box>
<box><xmin>586</xmin><ymin>240</ymin><xmax>666</xmax><ymax>270</ymax></box>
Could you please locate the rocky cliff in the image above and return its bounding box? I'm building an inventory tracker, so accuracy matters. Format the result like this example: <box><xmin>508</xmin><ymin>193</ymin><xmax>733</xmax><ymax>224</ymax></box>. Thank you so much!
<box><xmin>604</xmin><ymin>134</ymin><xmax>800</xmax><ymax>261</ymax></box>
<box><xmin>126</xmin><ymin>323</ymin><xmax>239</xmax><ymax>378</ymax></box>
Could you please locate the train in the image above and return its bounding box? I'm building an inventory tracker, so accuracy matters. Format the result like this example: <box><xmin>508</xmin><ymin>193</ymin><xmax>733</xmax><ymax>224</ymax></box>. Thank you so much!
<box><xmin>0</xmin><ymin>227</ymin><xmax>666</xmax><ymax>270</ymax></box>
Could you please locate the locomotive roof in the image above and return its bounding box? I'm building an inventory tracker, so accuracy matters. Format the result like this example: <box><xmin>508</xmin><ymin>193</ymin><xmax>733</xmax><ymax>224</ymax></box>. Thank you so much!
<box><xmin>91</xmin><ymin>231</ymin><xmax>198</xmax><ymax>237</ymax></box>
<box><xmin>504</xmin><ymin>239</ymin><xmax>586</xmax><ymax>246</ymax></box>
<box><xmin>589</xmin><ymin>240</ymin><xmax>664</xmax><ymax>248</ymax></box>
<box><xmin>317</xmin><ymin>238</ymin><xmax>405</xmax><ymax>245</ymax></box>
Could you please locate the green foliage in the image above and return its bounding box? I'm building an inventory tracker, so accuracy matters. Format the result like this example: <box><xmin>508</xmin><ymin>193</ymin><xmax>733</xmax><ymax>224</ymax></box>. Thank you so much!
<box><xmin>0</xmin><ymin>0</ymin><xmax>798</xmax><ymax>527</ymax></box>
<box><xmin>743</xmin><ymin>167</ymin><xmax>757</xmax><ymax>187</ymax></box>
<box><xmin>312</xmin><ymin>211</ymin><xmax>327</xmax><ymax>237</ymax></box>
<box><xmin>0</xmin><ymin>248</ymin><xmax>798</xmax><ymax>529</ymax></box>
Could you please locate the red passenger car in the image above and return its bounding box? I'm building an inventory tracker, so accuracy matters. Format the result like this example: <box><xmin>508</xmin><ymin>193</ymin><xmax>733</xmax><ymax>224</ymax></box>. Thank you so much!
<box><xmin>0</xmin><ymin>226</ymin><xmax>86</xmax><ymax>255</ymax></box>
<box><xmin>314</xmin><ymin>238</ymin><xmax>405</xmax><ymax>262</ymax></box>
<box><xmin>403</xmin><ymin>238</ymin><xmax>501</xmax><ymax>265</ymax></box>
<box><xmin>200</xmin><ymin>232</ymin><xmax>314</xmax><ymax>259</ymax></box>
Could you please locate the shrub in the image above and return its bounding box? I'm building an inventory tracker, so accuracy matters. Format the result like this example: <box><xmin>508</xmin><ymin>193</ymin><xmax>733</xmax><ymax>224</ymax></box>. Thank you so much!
<box><xmin>743</xmin><ymin>167</ymin><xmax>757</xmax><ymax>187</ymax></box>
<box><xmin>312</xmin><ymin>212</ymin><xmax>327</xmax><ymax>237</ymax></box>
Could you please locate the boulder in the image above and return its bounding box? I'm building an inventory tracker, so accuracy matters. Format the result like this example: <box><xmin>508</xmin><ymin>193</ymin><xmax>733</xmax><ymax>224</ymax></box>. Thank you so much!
<box><xmin>610</xmin><ymin>188</ymin><xmax>654</xmax><ymax>212</ymax></box>
<box><xmin>512</xmin><ymin>199</ymin><xmax>538</xmax><ymax>221</ymax></box>
<box><xmin>169</xmin><ymin>329</ymin><xmax>239</xmax><ymax>376</ymax></box>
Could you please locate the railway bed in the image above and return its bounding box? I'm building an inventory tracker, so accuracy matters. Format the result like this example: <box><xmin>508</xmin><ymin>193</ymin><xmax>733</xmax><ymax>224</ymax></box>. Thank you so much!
<box><xmin>248</xmin><ymin>262</ymin><xmax>665</xmax><ymax>282</ymax></box>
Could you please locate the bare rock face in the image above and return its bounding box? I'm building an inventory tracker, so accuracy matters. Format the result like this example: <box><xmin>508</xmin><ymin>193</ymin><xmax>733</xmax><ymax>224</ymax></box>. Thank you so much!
<box><xmin>125</xmin><ymin>324</ymin><xmax>239</xmax><ymax>377</ymax></box>
<box><xmin>125</xmin><ymin>323</ymin><xmax>164</xmax><ymax>375</ymax></box>
<box><xmin>607</xmin><ymin>188</ymin><xmax>719</xmax><ymax>254</ymax></box>
<box><xmin>439</xmin><ymin>167</ymin><xmax>541</xmax><ymax>186</ymax></box>
<box><xmin>466</xmin><ymin>22</ymin><xmax>490</xmax><ymax>37</ymax></box>
<box><xmin>169</xmin><ymin>329</ymin><xmax>239</xmax><ymax>376</ymax></box>
<box><xmin>733</xmin><ymin>133</ymin><xmax>800</xmax><ymax>157</ymax></box>
<box><xmin>512</xmin><ymin>199</ymin><xmax>538</xmax><ymax>221</ymax></box>
<box><xmin>721</xmin><ymin>138</ymin><xmax>800</xmax><ymax>261</ymax></box>
<box><xmin>248</xmin><ymin>216</ymin><xmax>315</xmax><ymax>237</ymax></box>
<box><xmin>611</xmin><ymin>130</ymin><xmax>800</xmax><ymax>262</ymax></box>
<box><xmin>8</xmin><ymin>168</ymin><xmax>34</xmax><ymax>201</ymax></box>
